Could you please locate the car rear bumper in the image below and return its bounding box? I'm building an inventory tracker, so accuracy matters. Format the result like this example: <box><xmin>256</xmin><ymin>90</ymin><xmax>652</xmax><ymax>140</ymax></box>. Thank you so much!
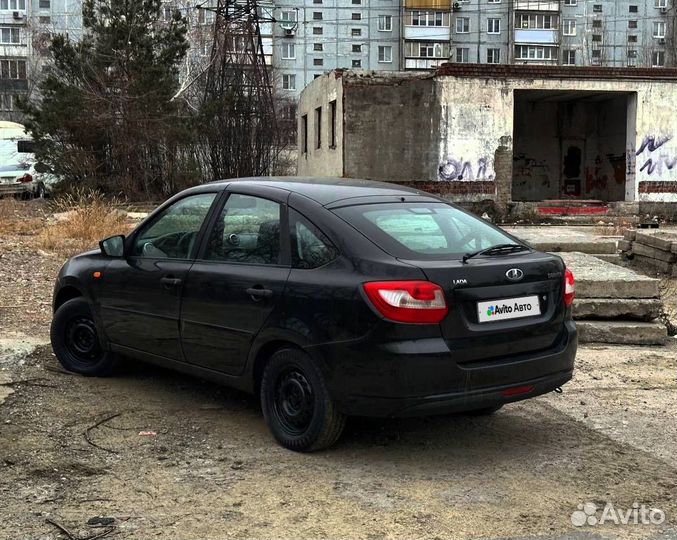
<box><xmin>311</xmin><ymin>321</ymin><xmax>577</xmax><ymax>417</ymax></box>
<box><xmin>0</xmin><ymin>183</ymin><xmax>32</xmax><ymax>195</ymax></box>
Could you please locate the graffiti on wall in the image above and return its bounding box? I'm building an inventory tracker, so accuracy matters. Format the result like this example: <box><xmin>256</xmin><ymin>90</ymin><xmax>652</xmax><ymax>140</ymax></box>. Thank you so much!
<box><xmin>438</xmin><ymin>156</ymin><xmax>495</xmax><ymax>182</ymax></box>
<box><xmin>636</xmin><ymin>135</ymin><xmax>677</xmax><ymax>177</ymax></box>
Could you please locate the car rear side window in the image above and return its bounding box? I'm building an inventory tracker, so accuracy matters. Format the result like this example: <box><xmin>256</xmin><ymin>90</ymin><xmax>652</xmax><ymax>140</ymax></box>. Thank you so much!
<box><xmin>289</xmin><ymin>209</ymin><xmax>338</xmax><ymax>269</ymax></box>
<box><xmin>333</xmin><ymin>202</ymin><xmax>514</xmax><ymax>260</ymax></box>
<box><xmin>204</xmin><ymin>194</ymin><xmax>282</xmax><ymax>265</ymax></box>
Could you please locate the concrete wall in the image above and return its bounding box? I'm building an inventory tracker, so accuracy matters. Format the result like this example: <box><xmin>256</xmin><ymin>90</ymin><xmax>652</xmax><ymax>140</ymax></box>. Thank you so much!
<box><xmin>296</xmin><ymin>72</ymin><xmax>344</xmax><ymax>177</ymax></box>
<box><xmin>434</xmin><ymin>72</ymin><xmax>677</xmax><ymax>203</ymax></box>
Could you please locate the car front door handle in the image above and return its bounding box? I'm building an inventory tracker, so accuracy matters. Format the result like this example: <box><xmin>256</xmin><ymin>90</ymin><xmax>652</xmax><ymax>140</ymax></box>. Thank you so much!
<box><xmin>246</xmin><ymin>287</ymin><xmax>273</xmax><ymax>301</ymax></box>
<box><xmin>160</xmin><ymin>277</ymin><xmax>182</xmax><ymax>289</ymax></box>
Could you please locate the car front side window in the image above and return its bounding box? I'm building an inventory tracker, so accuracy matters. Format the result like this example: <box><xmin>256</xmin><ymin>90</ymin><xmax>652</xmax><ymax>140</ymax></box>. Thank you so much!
<box><xmin>204</xmin><ymin>193</ymin><xmax>282</xmax><ymax>265</ymax></box>
<box><xmin>132</xmin><ymin>193</ymin><xmax>217</xmax><ymax>259</ymax></box>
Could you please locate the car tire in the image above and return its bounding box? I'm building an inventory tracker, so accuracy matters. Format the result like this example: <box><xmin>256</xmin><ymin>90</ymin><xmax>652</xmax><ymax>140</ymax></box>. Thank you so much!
<box><xmin>50</xmin><ymin>298</ymin><xmax>118</xmax><ymax>376</ymax></box>
<box><xmin>261</xmin><ymin>348</ymin><xmax>346</xmax><ymax>452</ymax></box>
<box><xmin>465</xmin><ymin>404</ymin><xmax>503</xmax><ymax>416</ymax></box>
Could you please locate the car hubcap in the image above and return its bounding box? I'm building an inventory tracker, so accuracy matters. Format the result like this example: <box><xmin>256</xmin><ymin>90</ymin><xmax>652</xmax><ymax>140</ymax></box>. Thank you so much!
<box><xmin>273</xmin><ymin>369</ymin><xmax>314</xmax><ymax>435</ymax></box>
<box><xmin>65</xmin><ymin>316</ymin><xmax>100</xmax><ymax>364</ymax></box>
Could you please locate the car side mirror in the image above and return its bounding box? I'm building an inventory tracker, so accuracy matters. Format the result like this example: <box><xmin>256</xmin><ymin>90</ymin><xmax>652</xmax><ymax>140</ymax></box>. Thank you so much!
<box><xmin>100</xmin><ymin>235</ymin><xmax>126</xmax><ymax>258</ymax></box>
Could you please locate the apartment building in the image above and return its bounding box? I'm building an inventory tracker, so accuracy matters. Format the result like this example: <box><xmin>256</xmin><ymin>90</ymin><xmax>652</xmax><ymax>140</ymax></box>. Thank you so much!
<box><xmin>444</xmin><ymin>0</ymin><xmax>674</xmax><ymax>68</ymax></box>
<box><xmin>273</xmin><ymin>0</ymin><xmax>401</xmax><ymax>100</ymax></box>
<box><xmin>0</xmin><ymin>0</ymin><xmax>83</xmax><ymax>120</ymax></box>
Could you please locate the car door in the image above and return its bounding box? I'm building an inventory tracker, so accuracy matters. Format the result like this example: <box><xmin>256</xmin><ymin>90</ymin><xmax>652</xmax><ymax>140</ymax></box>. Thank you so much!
<box><xmin>180</xmin><ymin>188</ymin><xmax>291</xmax><ymax>375</ymax></box>
<box><xmin>98</xmin><ymin>192</ymin><xmax>219</xmax><ymax>360</ymax></box>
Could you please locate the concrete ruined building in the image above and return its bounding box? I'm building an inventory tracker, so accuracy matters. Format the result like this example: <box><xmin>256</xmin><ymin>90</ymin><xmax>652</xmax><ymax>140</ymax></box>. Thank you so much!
<box><xmin>0</xmin><ymin>0</ymin><xmax>83</xmax><ymax>121</ymax></box>
<box><xmin>297</xmin><ymin>65</ymin><xmax>677</xmax><ymax>218</ymax></box>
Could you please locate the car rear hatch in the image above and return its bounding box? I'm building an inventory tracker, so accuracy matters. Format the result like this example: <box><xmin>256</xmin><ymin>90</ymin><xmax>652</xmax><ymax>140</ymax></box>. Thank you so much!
<box><xmin>402</xmin><ymin>251</ymin><xmax>567</xmax><ymax>364</ymax></box>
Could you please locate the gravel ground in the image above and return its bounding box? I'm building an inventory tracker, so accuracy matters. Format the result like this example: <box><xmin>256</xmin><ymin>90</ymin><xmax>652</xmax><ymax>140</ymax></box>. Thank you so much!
<box><xmin>0</xmin><ymin>201</ymin><xmax>675</xmax><ymax>540</ymax></box>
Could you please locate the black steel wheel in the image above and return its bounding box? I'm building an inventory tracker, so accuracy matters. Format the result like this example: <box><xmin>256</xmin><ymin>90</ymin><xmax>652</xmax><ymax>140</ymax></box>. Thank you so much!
<box><xmin>261</xmin><ymin>348</ymin><xmax>346</xmax><ymax>452</ymax></box>
<box><xmin>51</xmin><ymin>298</ymin><xmax>118</xmax><ymax>376</ymax></box>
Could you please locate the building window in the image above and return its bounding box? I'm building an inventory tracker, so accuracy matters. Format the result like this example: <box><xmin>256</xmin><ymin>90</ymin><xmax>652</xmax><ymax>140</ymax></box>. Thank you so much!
<box><xmin>301</xmin><ymin>114</ymin><xmax>308</xmax><ymax>153</ymax></box>
<box><xmin>628</xmin><ymin>35</ymin><xmax>638</xmax><ymax>42</ymax></box>
<box><xmin>563</xmin><ymin>49</ymin><xmax>576</xmax><ymax>65</ymax></box>
<box><xmin>515</xmin><ymin>45</ymin><xmax>556</xmax><ymax>61</ymax></box>
<box><xmin>351</xmin><ymin>28</ymin><xmax>361</xmax><ymax>36</ymax></box>
<box><xmin>312</xmin><ymin>26</ymin><xmax>323</xmax><ymax>35</ymax></box>
<box><xmin>592</xmin><ymin>20</ymin><xmax>602</xmax><ymax>28</ymax></box>
<box><xmin>314</xmin><ymin>43</ymin><xmax>323</xmax><ymax>51</ymax></box>
<box><xmin>409</xmin><ymin>11</ymin><xmax>449</xmax><ymax>27</ymax></box>
<box><xmin>593</xmin><ymin>4</ymin><xmax>602</xmax><ymax>12</ymax></box>
<box><xmin>455</xmin><ymin>47</ymin><xmax>469</xmax><ymax>63</ymax></box>
<box><xmin>312</xmin><ymin>11</ymin><xmax>322</xmax><ymax>20</ymax></box>
<box><xmin>563</xmin><ymin>19</ymin><xmax>576</xmax><ymax>35</ymax></box>
<box><xmin>0</xmin><ymin>59</ymin><xmax>26</xmax><ymax>79</ymax></box>
<box><xmin>378</xmin><ymin>45</ymin><xmax>392</xmax><ymax>62</ymax></box>
<box><xmin>564</xmin><ymin>0</ymin><xmax>577</xmax><ymax>4</ymax></box>
<box><xmin>405</xmin><ymin>41</ymin><xmax>449</xmax><ymax>58</ymax></box>
<box><xmin>352</xmin><ymin>44</ymin><xmax>361</xmax><ymax>52</ymax></box>
<box><xmin>313</xmin><ymin>58</ymin><xmax>323</xmax><ymax>66</ymax></box>
<box><xmin>0</xmin><ymin>0</ymin><xmax>26</xmax><ymax>9</ymax></box>
<box><xmin>0</xmin><ymin>27</ymin><xmax>20</xmax><ymax>44</ymax></box>
<box><xmin>313</xmin><ymin>0</ymin><xmax>322</xmax><ymax>4</ymax></box>
<box><xmin>329</xmin><ymin>100</ymin><xmax>337</xmax><ymax>148</ymax></box>
<box><xmin>282</xmin><ymin>74</ymin><xmax>296</xmax><ymax>90</ymax></box>
<box><xmin>487</xmin><ymin>48</ymin><xmax>500</xmax><ymax>64</ymax></box>
<box><xmin>39</xmin><ymin>15</ymin><xmax>50</xmax><ymax>24</ymax></box>
<box><xmin>455</xmin><ymin>17</ymin><xmax>470</xmax><ymax>33</ymax></box>
<box><xmin>0</xmin><ymin>94</ymin><xmax>15</xmax><ymax>111</ymax></box>
<box><xmin>488</xmin><ymin>0</ymin><xmax>501</xmax><ymax>3</ymax></box>
<box><xmin>352</xmin><ymin>59</ymin><xmax>361</xmax><ymax>67</ymax></box>
<box><xmin>655</xmin><ymin>0</ymin><xmax>667</xmax><ymax>7</ymax></box>
<box><xmin>315</xmin><ymin>107</ymin><xmax>322</xmax><ymax>149</ymax></box>
<box><xmin>281</xmin><ymin>42</ymin><xmax>295</xmax><ymax>59</ymax></box>
<box><xmin>592</xmin><ymin>34</ymin><xmax>602</xmax><ymax>42</ymax></box>
<box><xmin>629</xmin><ymin>20</ymin><xmax>638</xmax><ymax>29</ymax></box>
<box><xmin>39</xmin><ymin>0</ymin><xmax>50</xmax><ymax>8</ymax></box>
<box><xmin>653</xmin><ymin>21</ymin><xmax>666</xmax><ymax>38</ymax></box>
<box><xmin>351</xmin><ymin>12</ymin><xmax>361</xmax><ymax>20</ymax></box>
<box><xmin>487</xmin><ymin>18</ymin><xmax>500</xmax><ymax>34</ymax></box>
<box><xmin>378</xmin><ymin>15</ymin><xmax>392</xmax><ymax>31</ymax></box>
<box><xmin>516</xmin><ymin>14</ymin><xmax>558</xmax><ymax>30</ymax></box>
<box><xmin>352</xmin><ymin>0</ymin><xmax>361</xmax><ymax>4</ymax></box>
<box><xmin>629</xmin><ymin>5</ymin><xmax>638</xmax><ymax>12</ymax></box>
<box><xmin>652</xmin><ymin>51</ymin><xmax>666</xmax><ymax>66</ymax></box>
<box><xmin>280</xmin><ymin>10</ymin><xmax>297</xmax><ymax>23</ymax></box>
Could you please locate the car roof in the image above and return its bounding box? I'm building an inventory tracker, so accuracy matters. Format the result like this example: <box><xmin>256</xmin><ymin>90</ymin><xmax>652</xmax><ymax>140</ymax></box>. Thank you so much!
<box><xmin>208</xmin><ymin>176</ymin><xmax>434</xmax><ymax>206</ymax></box>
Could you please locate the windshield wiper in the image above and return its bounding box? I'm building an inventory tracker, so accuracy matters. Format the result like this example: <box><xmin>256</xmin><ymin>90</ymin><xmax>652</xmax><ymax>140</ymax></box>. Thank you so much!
<box><xmin>462</xmin><ymin>243</ymin><xmax>530</xmax><ymax>264</ymax></box>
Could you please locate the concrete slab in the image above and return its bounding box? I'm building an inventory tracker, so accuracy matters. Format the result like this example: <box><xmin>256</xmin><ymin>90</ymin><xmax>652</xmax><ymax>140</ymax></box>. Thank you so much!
<box><xmin>558</xmin><ymin>252</ymin><xmax>660</xmax><ymax>299</ymax></box>
<box><xmin>577</xmin><ymin>321</ymin><xmax>668</xmax><ymax>345</ymax></box>
<box><xmin>634</xmin><ymin>230</ymin><xmax>677</xmax><ymax>252</ymax></box>
<box><xmin>505</xmin><ymin>226</ymin><xmax>619</xmax><ymax>254</ymax></box>
<box><xmin>573</xmin><ymin>298</ymin><xmax>662</xmax><ymax>321</ymax></box>
<box><xmin>632</xmin><ymin>242</ymin><xmax>677</xmax><ymax>263</ymax></box>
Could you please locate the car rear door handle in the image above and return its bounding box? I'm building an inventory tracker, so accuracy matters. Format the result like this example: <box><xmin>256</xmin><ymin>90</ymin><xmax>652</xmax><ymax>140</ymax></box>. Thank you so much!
<box><xmin>160</xmin><ymin>277</ymin><xmax>182</xmax><ymax>289</ymax></box>
<box><xmin>246</xmin><ymin>287</ymin><xmax>273</xmax><ymax>301</ymax></box>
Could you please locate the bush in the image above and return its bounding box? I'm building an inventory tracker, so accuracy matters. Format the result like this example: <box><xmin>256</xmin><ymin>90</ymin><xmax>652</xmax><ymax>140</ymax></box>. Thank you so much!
<box><xmin>36</xmin><ymin>188</ymin><xmax>132</xmax><ymax>258</ymax></box>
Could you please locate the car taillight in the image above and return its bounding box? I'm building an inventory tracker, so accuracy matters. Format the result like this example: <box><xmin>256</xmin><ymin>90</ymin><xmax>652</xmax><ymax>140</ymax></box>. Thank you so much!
<box><xmin>17</xmin><ymin>173</ymin><xmax>32</xmax><ymax>184</ymax></box>
<box><xmin>564</xmin><ymin>268</ymin><xmax>575</xmax><ymax>307</ymax></box>
<box><xmin>362</xmin><ymin>281</ymin><xmax>448</xmax><ymax>324</ymax></box>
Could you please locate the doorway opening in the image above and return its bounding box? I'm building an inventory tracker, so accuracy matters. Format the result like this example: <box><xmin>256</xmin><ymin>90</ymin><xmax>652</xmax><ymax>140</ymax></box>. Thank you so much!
<box><xmin>512</xmin><ymin>90</ymin><xmax>635</xmax><ymax>202</ymax></box>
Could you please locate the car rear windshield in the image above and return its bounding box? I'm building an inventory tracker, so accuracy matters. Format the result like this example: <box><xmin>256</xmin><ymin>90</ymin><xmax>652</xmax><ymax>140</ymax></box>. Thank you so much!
<box><xmin>333</xmin><ymin>202</ymin><xmax>516</xmax><ymax>260</ymax></box>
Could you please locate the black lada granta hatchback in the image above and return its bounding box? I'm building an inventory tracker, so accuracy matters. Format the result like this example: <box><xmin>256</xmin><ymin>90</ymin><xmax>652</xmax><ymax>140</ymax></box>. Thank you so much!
<box><xmin>51</xmin><ymin>178</ymin><xmax>577</xmax><ymax>451</ymax></box>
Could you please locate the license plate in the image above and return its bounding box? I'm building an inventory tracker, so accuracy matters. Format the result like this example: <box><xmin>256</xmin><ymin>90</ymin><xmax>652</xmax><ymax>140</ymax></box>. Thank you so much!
<box><xmin>477</xmin><ymin>295</ymin><xmax>541</xmax><ymax>323</ymax></box>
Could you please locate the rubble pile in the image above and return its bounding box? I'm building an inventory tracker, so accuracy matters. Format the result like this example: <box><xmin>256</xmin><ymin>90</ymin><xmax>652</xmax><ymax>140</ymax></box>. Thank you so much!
<box><xmin>619</xmin><ymin>229</ymin><xmax>677</xmax><ymax>277</ymax></box>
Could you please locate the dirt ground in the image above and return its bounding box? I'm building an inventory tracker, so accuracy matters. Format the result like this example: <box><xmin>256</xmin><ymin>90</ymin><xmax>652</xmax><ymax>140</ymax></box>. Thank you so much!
<box><xmin>1</xmin><ymin>200</ymin><xmax>676</xmax><ymax>540</ymax></box>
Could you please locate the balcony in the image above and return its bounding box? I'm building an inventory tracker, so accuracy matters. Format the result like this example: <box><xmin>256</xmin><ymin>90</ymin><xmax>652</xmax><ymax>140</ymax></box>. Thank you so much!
<box><xmin>404</xmin><ymin>0</ymin><xmax>450</xmax><ymax>10</ymax></box>
<box><xmin>404</xmin><ymin>57</ymin><xmax>446</xmax><ymax>70</ymax></box>
<box><xmin>404</xmin><ymin>26</ymin><xmax>450</xmax><ymax>40</ymax></box>
<box><xmin>514</xmin><ymin>0</ymin><xmax>559</xmax><ymax>11</ymax></box>
<box><xmin>514</xmin><ymin>29</ymin><xmax>558</xmax><ymax>44</ymax></box>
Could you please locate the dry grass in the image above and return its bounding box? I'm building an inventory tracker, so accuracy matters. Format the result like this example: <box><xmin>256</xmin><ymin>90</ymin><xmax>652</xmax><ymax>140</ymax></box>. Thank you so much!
<box><xmin>35</xmin><ymin>189</ymin><xmax>133</xmax><ymax>258</ymax></box>
<box><xmin>0</xmin><ymin>197</ymin><xmax>42</xmax><ymax>235</ymax></box>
